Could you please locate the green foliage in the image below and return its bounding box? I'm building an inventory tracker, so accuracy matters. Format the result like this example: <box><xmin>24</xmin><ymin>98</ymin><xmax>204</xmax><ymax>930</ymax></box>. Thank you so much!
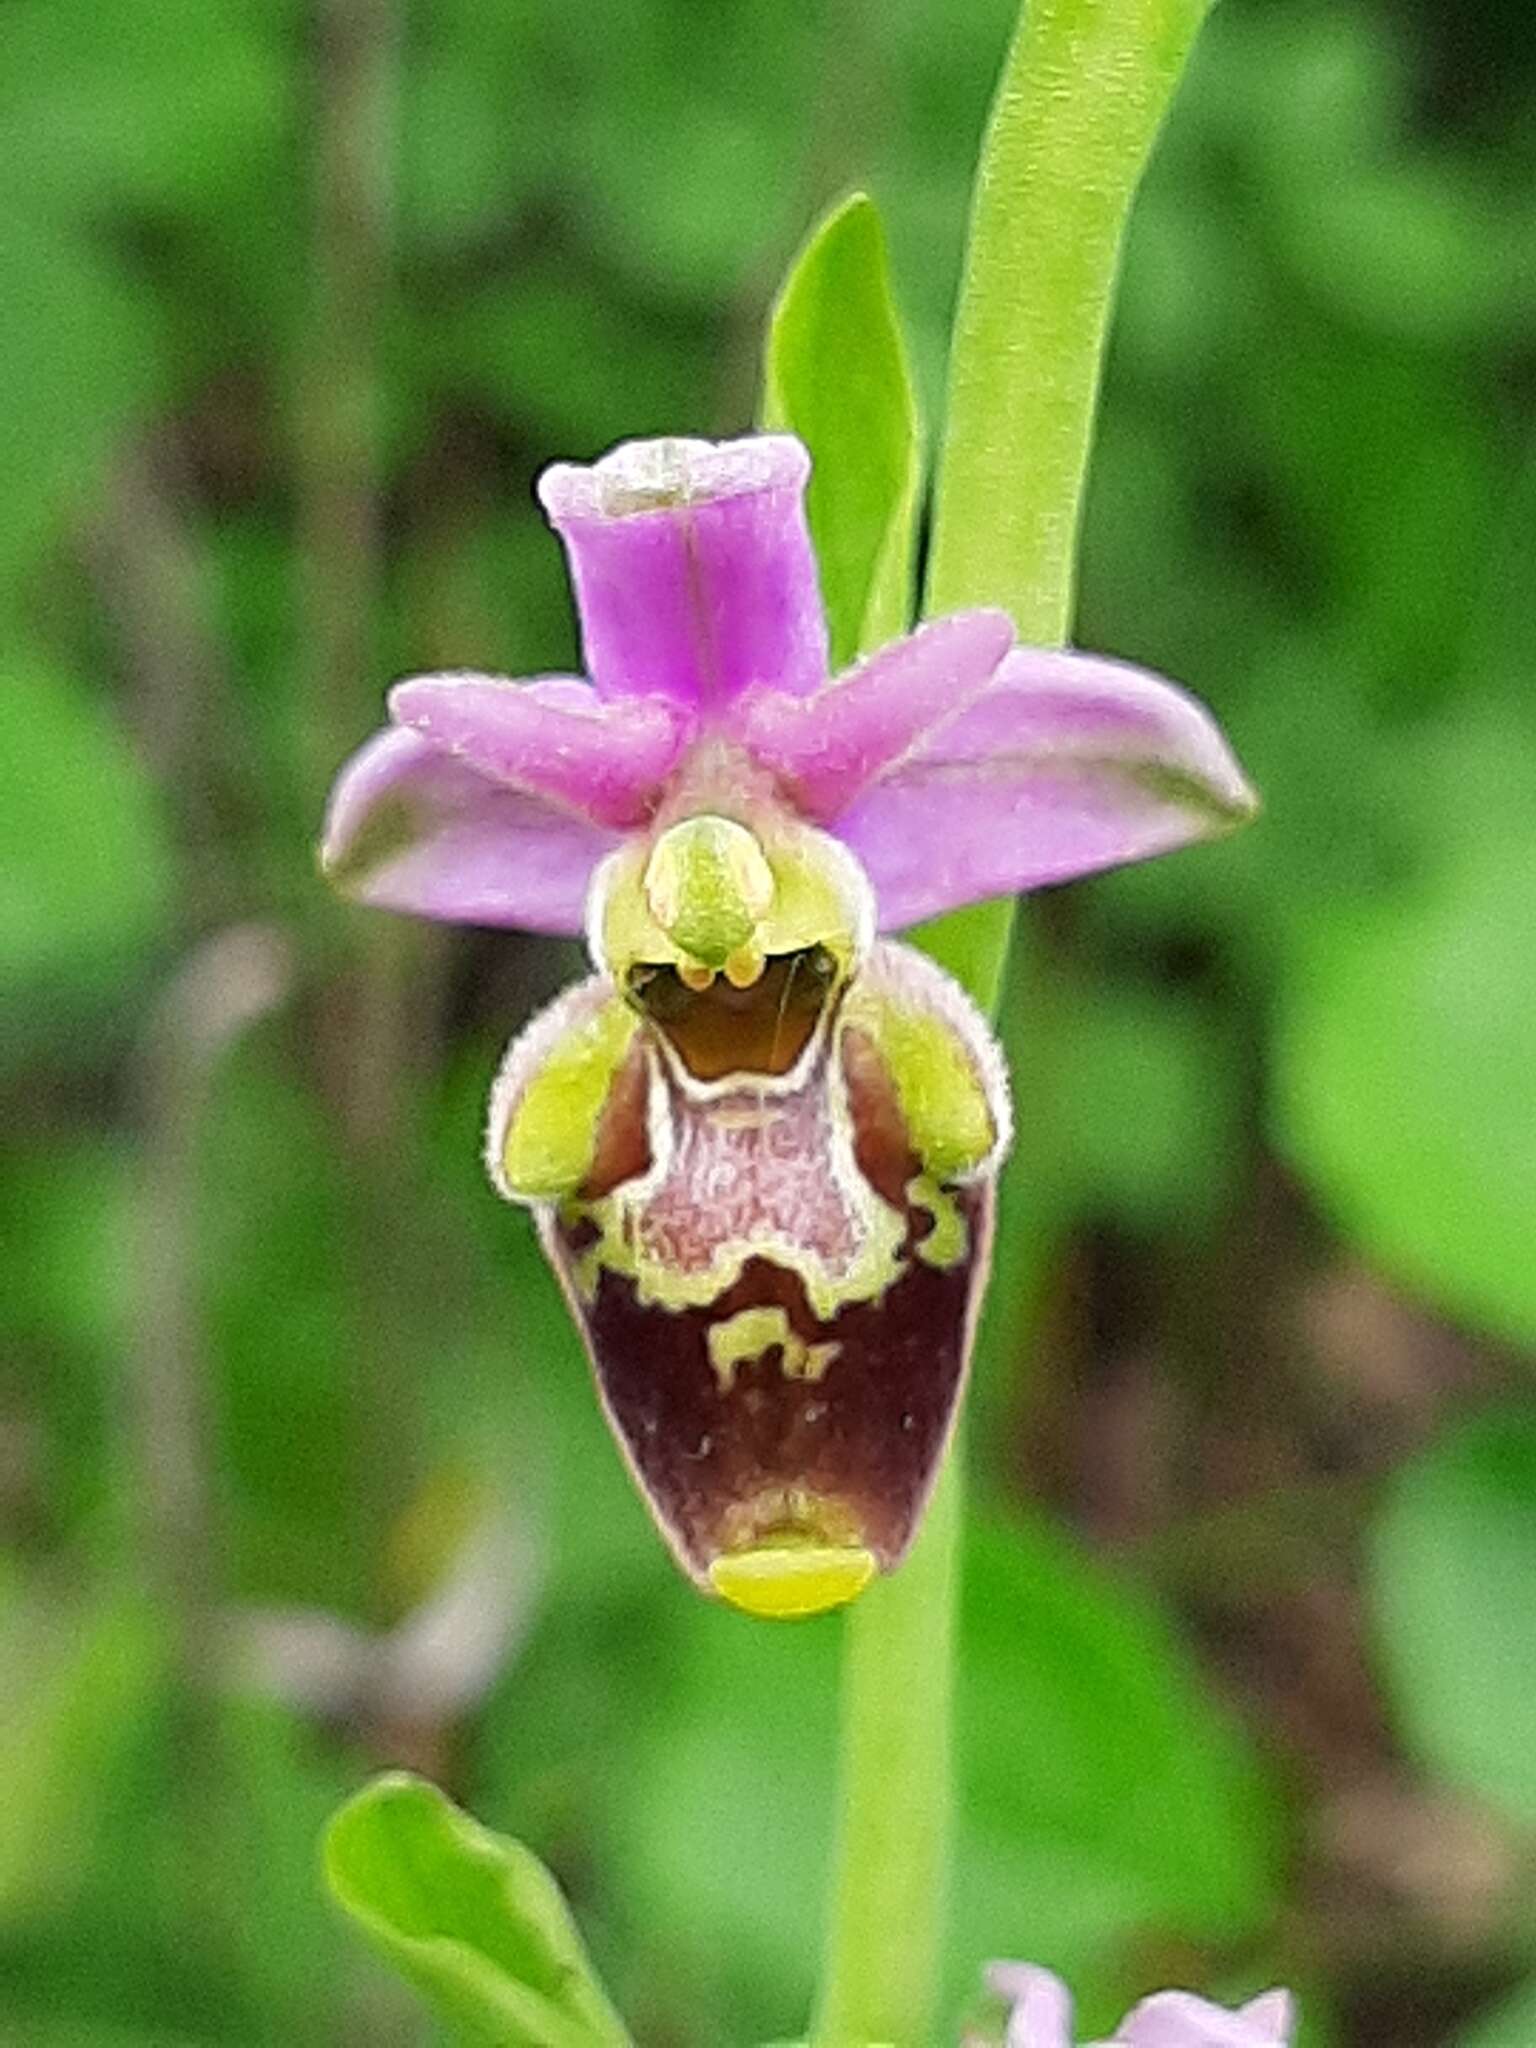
<box><xmin>1275</xmin><ymin>829</ymin><xmax>1536</xmax><ymax>1350</ymax></box>
<box><xmin>1455</xmin><ymin>1979</ymin><xmax>1536</xmax><ymax>2048</ymax></box>
<box><xmin>0</xmin><ymin>1592</ymin><xmax>160</xmax><ymax>1919</ymax></box>
<box><xmin>1369</xmin><ymin>1410</ymin><xmax>1536</xmax><ymax>1829</ymax></box>
<box><xmin>0</xmin><ymin>0</ymin><xmax>287</xmax><ymax>603</ymax></box>
<box><xmin>957</xmin><ymin>1516</ymin><xmax>1280</xmax><ymax>1972</ymax></box>
<box><xmin>0</xmin><ymin>222</ymin><xmax>166</xmax><ymax>611</ymax></box>
<box><xmin>3</xmin><ymin>0</ymin><xmax>1535</xmax><ymax>2040</ymax></box>
<box><xmin>762</xmin><ymin>194</ymin><xmax>922</xmax><ymax>662</ymax></box>
<box><xmin>325</xmin><ymin>1772</ymin><xmax>631</xmax><ymax>2046</ymax></box>
<box><xmin>601</xmin><ymin>1514</ymin><xmax>1278</xmax><ymax>2034</ymax></box>
<box><xmin>0</xmin><ymin>665</ymin><xmax>173</xmax><ymax>1019</ymax></box>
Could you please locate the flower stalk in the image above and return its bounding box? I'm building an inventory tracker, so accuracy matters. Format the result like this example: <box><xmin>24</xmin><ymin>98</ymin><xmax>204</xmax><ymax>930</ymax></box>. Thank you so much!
<box><xmin>814</xmin><ymin>1452</ymin><xmax>961</xmax><ymax>2048</ymax></box>
<box><xmin>814</xmin><ymin>1</ymin><xmax>1219</xmax><ymax>2040</ymax></box>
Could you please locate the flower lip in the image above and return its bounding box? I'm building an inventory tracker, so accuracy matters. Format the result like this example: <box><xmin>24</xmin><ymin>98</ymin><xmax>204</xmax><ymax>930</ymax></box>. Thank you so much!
<box><xmin>536</xmin><ymin>433</ymin><xmax>811</xmax><ymax>523</ymax></box>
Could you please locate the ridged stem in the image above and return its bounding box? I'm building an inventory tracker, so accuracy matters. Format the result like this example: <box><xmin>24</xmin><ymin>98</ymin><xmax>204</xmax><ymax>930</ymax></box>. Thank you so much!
<box><xmin>813</xmin><ymin>3</ymin><xmax>1213</xmax><ymax>2039</ymax></box>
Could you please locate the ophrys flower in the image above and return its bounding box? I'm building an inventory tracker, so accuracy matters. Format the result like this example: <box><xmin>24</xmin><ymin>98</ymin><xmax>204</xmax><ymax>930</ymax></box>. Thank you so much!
<box><xmin>322</xmin><ymin>434</ymin><xmax>1255</xmax><ymax>1617</ymax></box>
<box><xmin>985</xmin><ymin>1962</ymin><xmax>1295</xmax><ymax>2047</ymax></box>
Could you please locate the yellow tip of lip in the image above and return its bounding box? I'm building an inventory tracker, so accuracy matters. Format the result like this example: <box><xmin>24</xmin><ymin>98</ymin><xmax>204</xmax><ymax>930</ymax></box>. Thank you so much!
<box><xmin>709</xmin><ymin>1543</ymin><xmax>877</xmax><ymax>1621</ymax></box>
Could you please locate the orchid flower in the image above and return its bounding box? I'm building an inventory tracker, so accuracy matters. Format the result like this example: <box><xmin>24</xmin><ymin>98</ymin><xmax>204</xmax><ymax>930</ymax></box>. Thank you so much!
<box><xmin>987</xmin><ymin>1962</ymin><xmax>1296</xmax><ymax>2048</ymax></box>
<box><xmin>321</xmin><ymin>433</ymin><xmax>1255</xmax><ymax>1619</ymax></box>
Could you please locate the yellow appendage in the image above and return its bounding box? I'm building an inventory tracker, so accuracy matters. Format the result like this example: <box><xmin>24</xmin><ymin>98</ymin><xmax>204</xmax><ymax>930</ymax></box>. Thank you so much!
<box><xmin>709</xmin><ymin>1542</ymin><xmax>876</xmax><ymax>1620</ymax></box>
<box><xmin>500</xmin><ymin>997</ymin><xmax>638</xmax><ymax>1201</ymax></box>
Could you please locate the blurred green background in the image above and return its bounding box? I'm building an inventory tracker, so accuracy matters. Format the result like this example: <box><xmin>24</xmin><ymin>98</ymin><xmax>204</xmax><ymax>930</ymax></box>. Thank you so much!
<box><xmin>5</xmin><ymin>0</ymin><xmax>1536</xmax><ymax>2042</ymax></box>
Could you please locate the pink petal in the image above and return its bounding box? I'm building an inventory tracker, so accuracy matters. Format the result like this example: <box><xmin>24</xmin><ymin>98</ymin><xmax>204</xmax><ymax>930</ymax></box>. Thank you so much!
<box><xmin>1237</xmin><ymin>1992</ymin><xmax>1296</xmax><ymax>2037</ymax></box>
<box><xmin>320</xmin><ymin>727</ymin><xmax>616</xmax><ymax>933</ymax></box>
<box><xmin>537</xmin><ymin>435</ymin><xmax>829</xmax><ymax>711</ymax></box>
<box><xmin>735</xmin><ymin>609</ymin><xmax>1015</xmax><ymax>818</ymax></box>
<box><xmin>987</xmin><ymin>1963</ymin><xmax>1076</xmax><ymax>2048</ymax></box>
<box><xmin>1112</xmin><ymin>1987</ymin><xmax>1295</xmax><ymax>2046</ymax></box>
<box><xmin>830</xmin><ymin>647</ymin><xmax>1258</xmax><ymax>929</ymax></box>
<box><xmin>388</xmin><ymin>671</ymin><xmax>688</xmax><ymax>830</ymax></box>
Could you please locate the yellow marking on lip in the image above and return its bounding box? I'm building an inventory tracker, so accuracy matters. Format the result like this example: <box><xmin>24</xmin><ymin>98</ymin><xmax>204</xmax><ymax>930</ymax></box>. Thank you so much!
<box><xmin>706</xmin><ymin>1306</ymin><xmax>841</xmax><ymax>1392</ymax></box>
<box><xmin>709</xmin><ymin>1542</ymin><xmax>876</xmax><ymax>1620</ymax></box>
<box><xmin>907</xmin><ymin>1173</ymin><xmax>968</xmax><ymax>1269</ymax></box>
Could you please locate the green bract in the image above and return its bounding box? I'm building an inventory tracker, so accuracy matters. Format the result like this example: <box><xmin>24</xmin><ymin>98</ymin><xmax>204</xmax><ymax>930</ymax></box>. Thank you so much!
<box><xmin>324</xmin><ymin>1774</ymin><xmax>630</xmax><ymax>2048</ymax></box>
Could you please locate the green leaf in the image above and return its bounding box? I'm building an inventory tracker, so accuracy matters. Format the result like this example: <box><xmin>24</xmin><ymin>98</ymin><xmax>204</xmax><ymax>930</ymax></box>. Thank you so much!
<box><xmin>761</xmin><ymin>192</ymin><xmax>921</xmax><ymax>663</ymax></box>
<box><xmin>954</xmin><ymin>1514</ymin><xmax>1280</xmax><ymax>1976</ymax></box>
<box><xmin>1369</xmin><ymin>1409</ymin><xmax>1536</xmax><ymax>1829</ymax></box>
<box><xmin>324</xmin><ymin>1772</ymin><xmax>631</xmax><ymax>2048</ymax></box>
<box><xmin>1274</xmin><ymin>830</ymin><xmax>1536</xmax><ymax>1349</ymax></box>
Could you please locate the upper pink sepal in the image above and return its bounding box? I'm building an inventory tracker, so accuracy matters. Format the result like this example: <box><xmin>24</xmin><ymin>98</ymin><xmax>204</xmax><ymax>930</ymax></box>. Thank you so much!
<box><xmin>537</xmin><ymin>435</ymin><xmax>830</xmax><ymax>711</ymax></box>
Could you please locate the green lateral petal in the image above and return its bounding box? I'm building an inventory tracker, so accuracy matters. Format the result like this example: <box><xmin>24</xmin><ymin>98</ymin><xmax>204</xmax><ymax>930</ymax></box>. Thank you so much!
<box><xmin>324</xmin><ymin>1772</ymin><xmax>631</xmax><ymax>2048</ymax></box>
<box><xmin>761</xmin><ymin>192</ymin><xmax>921</xmax><ymax>663</ymax></box>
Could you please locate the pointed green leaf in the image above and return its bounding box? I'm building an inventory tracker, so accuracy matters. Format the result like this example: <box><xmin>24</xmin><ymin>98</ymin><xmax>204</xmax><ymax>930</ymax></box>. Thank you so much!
<box><xmin>761</xmin><ymin>192</ymin><xmax>921</xmax><ymax>664</ymax></box>
<box><xmin>324</xmin><ymin>1772</ymin><xmax>631</xmax><ymax>2048</ymax></box>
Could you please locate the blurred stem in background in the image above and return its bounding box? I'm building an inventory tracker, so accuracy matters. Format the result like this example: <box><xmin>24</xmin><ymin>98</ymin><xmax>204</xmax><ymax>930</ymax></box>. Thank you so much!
<box><xmin>88</xmin><ymin>442</ymin><xmax>243</xmax><ymax>923</ymax></box>
<box><xmin>296</xmin><ymin>0</ymin><xmax>425</xmax><ymax>1617</ymax></box>
<box><xmin>298</xmin><ymin>0</ymin><xmax>399</xmax><ymax>809</ymax></box>
<box><xmin>128</xmin><ymin>926</ymin><xmax>292</xmax><ymax>2001</ymax></box>
<box><xmin>814</xmin><ymin>1</ymin><xmax>1216</xmax><ymax>2040</ymax></box>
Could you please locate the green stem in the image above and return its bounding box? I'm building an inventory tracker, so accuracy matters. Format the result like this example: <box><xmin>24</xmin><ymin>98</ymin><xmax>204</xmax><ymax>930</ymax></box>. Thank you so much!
<box><xmin>927</xmin><ymin>0</ymin><xmax>1216</xmax><ymax>641</ymax></box>
<box><xmin>296</xmin><ymin>0</ymin><xmax>422</xmax><ymax>1618</ymax></box>
<box><xmin>814</xmin><ymin>3</ymin><xmax>1213</xmax><ymax>2041</ymax></box>
<box><xmin>815</xmin><ymin>1455</ymin><xmax>960</xmax><ymax>2047</ymax></box>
